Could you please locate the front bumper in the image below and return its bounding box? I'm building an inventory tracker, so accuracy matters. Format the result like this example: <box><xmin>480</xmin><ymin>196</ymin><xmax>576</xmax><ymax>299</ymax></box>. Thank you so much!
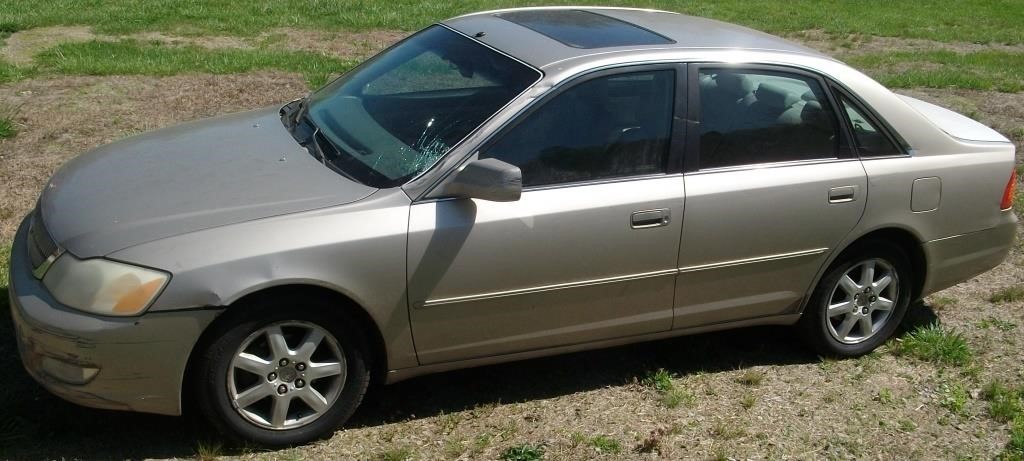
<box><xmin>9</xmin><ymin>216</ymin><xmax>221</xmax><ymax>416</ymax></box>
<box><xmin>920</xmin><ymin>211</ymin><xmax>1018</xmax><ymax>297</ymax></box>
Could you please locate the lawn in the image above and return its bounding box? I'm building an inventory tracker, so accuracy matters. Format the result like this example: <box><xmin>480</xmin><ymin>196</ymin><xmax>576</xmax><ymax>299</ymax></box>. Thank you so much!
<box><xmin>1</xmin><ymin>1</ymin><xmax>1024</xmax><ymax>459</ymax></box>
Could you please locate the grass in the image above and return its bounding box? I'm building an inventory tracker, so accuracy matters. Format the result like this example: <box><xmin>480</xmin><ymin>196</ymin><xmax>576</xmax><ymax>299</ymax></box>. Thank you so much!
<box><xmin>3</xmin><ymin>0</ymin><xmax>1024</xmax><ymax>43</ymax></box>
<box><xmin>735</xmin><ymin>369</ymin><xmax>765</xmax><ymax>386</ymax></box>
<box><xmin>940</xmin><ymin>382</ymin><xmax>970</xmax><ymax>416</ymax></box>
<box><xmin>982</xmin><ymin>382</ymin><xmax>1024</xmax><ymax>459</ymax></box>
<box><xmin>891</xmin><ymin>323</ymin><xmax>972</xmax><ymax>366</ymax></box>
<box><xmin>641</xmin><ymin>369</ymin><xmax>697</xmax><ymax>409</ymax></box>
<box><xmin>847</xmin><ymin>50</ymin><xmax>1024</xmax><ymax>92</ymax></box>
<box><xmin>373</xmin><ymin>447</ymin><xmax>412</xmax><ymax>461</ymax></box>
<box><xmin>977</xmin><ymin>317</ymin><xmax>1018</xmax><ymax>332</ymax></box>
<box><xmin>33</xmin><ymin>40</ymin><xmax>358</xmax><ymax>88</ymax></box>
<box><xmin>587</xmin><ymin>435</ymin><xmax>621</xmax><ymax>455</ymax></box>
<box><xmin>641</xmin><ymin>368</ymin><xmax>673</xmax><ymax>393</ymax></box>
<box><xmin>500</xmin><ymin>443</ymin><xmax>544</xmax><ymax>461</ymax></box>
<box><xmin>990</xmin><ymin>286</ymin><xmax>1024</xmax><ymax>304</ymax></box>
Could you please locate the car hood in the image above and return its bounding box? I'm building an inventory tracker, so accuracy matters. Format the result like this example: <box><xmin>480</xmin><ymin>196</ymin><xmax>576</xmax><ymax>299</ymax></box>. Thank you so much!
<box><xmin>40</xmin><ymin>107</ymin><xmax>377</xmax><ymax>257</ymax></box>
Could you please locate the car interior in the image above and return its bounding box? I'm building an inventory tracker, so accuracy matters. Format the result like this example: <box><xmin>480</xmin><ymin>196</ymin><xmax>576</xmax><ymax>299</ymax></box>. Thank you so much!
<box><xmin>698</xmin><ymin>70</ymin><xmax>840</xmax><ymax>169</ymax></box>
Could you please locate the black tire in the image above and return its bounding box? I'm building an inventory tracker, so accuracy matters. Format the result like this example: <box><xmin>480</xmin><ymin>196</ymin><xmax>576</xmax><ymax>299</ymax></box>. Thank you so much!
<box><xmin>798</xmin><ymin>240</ymin><xmax>913</xmax><ymax>357</ymax></box>
<box><xmin>193</xmin><ymin>292</ymin><xmax>371</xmax><ymax>447</ymax></box>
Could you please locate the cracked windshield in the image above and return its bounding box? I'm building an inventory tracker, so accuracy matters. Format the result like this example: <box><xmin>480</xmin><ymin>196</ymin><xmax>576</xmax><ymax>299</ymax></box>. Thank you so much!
<box><xmin>305</xmin><ymin>25</ymin><xmax>540</xmax><ymax>187</ymax></box>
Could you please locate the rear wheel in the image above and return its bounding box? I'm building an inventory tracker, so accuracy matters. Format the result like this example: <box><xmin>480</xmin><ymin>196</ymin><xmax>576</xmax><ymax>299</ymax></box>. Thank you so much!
<box><xmin>194</xmin><ymin>293</ymin><xmax>371</xmax><ymax>446</ymax></box>
<box><xmin>798</xmin><ymin>241</ymin><xmax>912</xmax><ymax>357</ymax></box>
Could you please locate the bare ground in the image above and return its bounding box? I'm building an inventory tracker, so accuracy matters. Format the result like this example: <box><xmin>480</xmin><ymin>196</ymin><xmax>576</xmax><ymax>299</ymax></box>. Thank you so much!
<box><xmin>0</xmin><ymin>28</ymin><xmax>1022</xmax><ymax>460</ymax></box>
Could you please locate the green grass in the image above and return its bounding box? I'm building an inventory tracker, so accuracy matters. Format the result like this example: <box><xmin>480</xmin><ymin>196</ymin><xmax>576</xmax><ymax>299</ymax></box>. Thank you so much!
<box><xmin>641</xmin><ymin>368</ymin><xmax>673</xmax><ymax>393</ymax></box>
<box><xmin>847</xmin><ymin>50</ymin><xmax>1024</xmax><ymax>92</ymax></box>
<box><xmin>892</xmin><ymin>323</ymin><xmax>972</xmax><ymax>366</ymax></box>
<box><xmin>982</xmin><ymin>382</ymin><xmax>1024</xmax><ymax>459</ymax></box>
<box><xmin>588</xmin><ymin>435</ymin><xmax>621</xmax><ymax>455</ymax></box>
<box><xmin>0</xmin><ymin>58</ymin><xmax>31</xmax><ymax>84</ymax></box>
<box><xmin>991</xmin><ymin>285</ymin><xmax>1024</xmax><ymax>303</ymax></box>
<box><xmin>940</xmin><ymin>382</ymin><xmax>970</xmax><ymax>416</ymax></box>
<box><xmin>662</xmin><ymin>387</ymin><xmax>696</xmax><ymax>409</ymax></box>
<box><xmin>3</xmin><ymin>0</ymin><xmax>1024</xmax><ymax>44</ymax></box>
<box><xmin>500</xmin><ymin>443</ymin><xmax>544</xmax><ymax>461</ymax></box>
<box><xmin>33</xmin><ymin>40</ymin><xmax>358</xmax><ymax>88</ymax></box>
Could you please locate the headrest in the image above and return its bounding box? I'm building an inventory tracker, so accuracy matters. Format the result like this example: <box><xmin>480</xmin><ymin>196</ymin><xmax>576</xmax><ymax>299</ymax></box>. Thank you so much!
<box><xmin>714</xmin><ymin>72</ymin><xmax>754</xmax><ymax>97</ymax></box>
<box><xmin>755</xmin><ymin>82</ymin><xmax>799</xmax><ymax>109</ymax></box>
<box><xmin>801</xmin><ymin>90</ymin><xmax>818</xmax><ymax>102</ymax></box>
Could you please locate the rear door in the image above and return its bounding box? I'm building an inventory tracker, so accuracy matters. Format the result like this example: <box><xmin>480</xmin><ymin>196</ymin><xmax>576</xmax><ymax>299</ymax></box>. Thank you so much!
<box><xmin>674</xmin><ymin>65</ymin><xmax>867</xmax><ymax>328</ymax></box>
<box><xmin>407</xmin><ymin>65</ymin><xmax>687</xmax><ymax>364</ymax></box>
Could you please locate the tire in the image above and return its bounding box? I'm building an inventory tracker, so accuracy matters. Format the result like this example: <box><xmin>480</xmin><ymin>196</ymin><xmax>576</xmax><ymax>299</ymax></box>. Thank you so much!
<box><xmin>798</xmin><ymin>240</ymin><xmax>913</xmax><ymax>357</ymax></box>
<box><xmin>193</xmin><ymin>292</ymin><xmax>371</xmax><ymax>447</ymax></box>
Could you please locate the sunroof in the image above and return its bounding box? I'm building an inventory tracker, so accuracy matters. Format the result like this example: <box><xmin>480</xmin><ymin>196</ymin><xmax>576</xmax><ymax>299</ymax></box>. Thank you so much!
<box><xmin>495</xmin><ymin>10</ymin><xmax>675</xmax><ymax>49</ymax></box>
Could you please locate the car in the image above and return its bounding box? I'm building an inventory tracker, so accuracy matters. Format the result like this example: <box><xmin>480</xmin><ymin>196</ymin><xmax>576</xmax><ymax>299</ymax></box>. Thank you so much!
<box><xmin>9</xmin><ymin>6</ymin><xmax>1018</xmax><ymax>446</ymax></box>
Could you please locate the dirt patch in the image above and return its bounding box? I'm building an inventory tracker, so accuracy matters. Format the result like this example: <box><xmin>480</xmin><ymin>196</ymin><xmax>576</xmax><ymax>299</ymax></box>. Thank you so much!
<box><xmin>1</xmin><ymin>26</ymin><xmax>97</xmax><ymax>65</ymax></box>
<box><xmin>0</xmin><ymin>72</ymin><xmax>308</xmax><ymax>241</ymax></box>
<box><xmin>790</xmin><ymin>29</ymin><xmax>1024</xmax><ymax>57</ymax></box>
<box><xmin>260</xmin><ymin>28</ymin><xmax>407</xmax><ymax>60</ymax></box>
<box><xmin>0</xmin><ymin>26</ymin><xmax>406</xmax><ymax>66</ymax></box>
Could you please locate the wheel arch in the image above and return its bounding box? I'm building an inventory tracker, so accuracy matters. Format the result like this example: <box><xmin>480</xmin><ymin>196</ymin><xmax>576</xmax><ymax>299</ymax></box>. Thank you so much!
<box><xmin>800</xmin><ymin>226</ymin><xmax>927</xmax><ymax>314</ymax></box>
<box><xmin>180</xmin><ymin>283</ymin><xmax>390</xmax><ymax>416</ymax></box>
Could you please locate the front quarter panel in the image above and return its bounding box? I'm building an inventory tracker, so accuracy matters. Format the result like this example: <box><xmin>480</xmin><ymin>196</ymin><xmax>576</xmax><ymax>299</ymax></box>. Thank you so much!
<box><xmin>107</xmin><ymin>190</ymin><xmax>418</xmax><ymax>370</ymax></box>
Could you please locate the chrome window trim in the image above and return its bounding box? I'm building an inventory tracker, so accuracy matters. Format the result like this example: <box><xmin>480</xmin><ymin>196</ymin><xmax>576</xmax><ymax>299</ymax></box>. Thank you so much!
<box><xmin>683</xmin><ymin>157</ymin><xmax>858</xmax><ymax>176</ymax></box>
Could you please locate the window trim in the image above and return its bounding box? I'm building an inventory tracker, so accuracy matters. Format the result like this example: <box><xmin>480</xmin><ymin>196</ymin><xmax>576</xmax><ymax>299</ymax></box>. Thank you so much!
<box><xmin>428</xmin><ymin>62</ymin><xmax>686</xmax><ymax>194</ymax></box>
<box><xmin>685</xmin><ymin>63</ymin><xmax>856</xmax><ymax>173</ymax></box>
<box><xmin>828</xmin><ymin>84</ymin><xmax>911</xmax><ymax>159</ymax></box>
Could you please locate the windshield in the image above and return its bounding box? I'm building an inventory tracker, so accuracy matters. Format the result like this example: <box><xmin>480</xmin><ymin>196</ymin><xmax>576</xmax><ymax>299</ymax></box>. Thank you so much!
<box><xmin>304</xmin><ymin>26</ymin><xmax>540</xmax><ymax>188</ymax></box>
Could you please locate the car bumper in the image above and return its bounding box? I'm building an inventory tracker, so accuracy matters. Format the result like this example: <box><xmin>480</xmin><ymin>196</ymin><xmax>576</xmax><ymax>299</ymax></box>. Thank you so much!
<box><xmin>9</xmin><ymin>216</ymin><xmax>222</xmax><ymax>416</ymax></box>
<box><xmin>920</xmin><ymin>211</ymin><xmax>1018</xmax><ymax>297</ymax></box>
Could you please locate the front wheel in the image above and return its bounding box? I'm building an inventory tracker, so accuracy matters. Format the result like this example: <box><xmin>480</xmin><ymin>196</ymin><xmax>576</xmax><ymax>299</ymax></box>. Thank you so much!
<box><xmin>193</xmin><ymin>294</ymin><xmax>371</xmax><ymax>446</ymax></box>
<box><xmin>798</xmin><ymin>241</ymin><xmax>913</xmax><ymax>357</ymax></box>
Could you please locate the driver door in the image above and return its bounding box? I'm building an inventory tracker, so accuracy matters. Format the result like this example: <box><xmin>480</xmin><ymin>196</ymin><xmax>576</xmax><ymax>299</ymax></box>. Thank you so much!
<box><xmin>406</xmin><ymin>65</ymin><xmax>686</xmax><ymax>365</ymax></box>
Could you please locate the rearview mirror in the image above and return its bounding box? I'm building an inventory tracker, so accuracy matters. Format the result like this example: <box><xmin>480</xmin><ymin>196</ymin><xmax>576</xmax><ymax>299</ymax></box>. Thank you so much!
<box><xmin>446</xmin><ymin>158</ymin><xmax>522</xmax><ymax>202</ymax></box>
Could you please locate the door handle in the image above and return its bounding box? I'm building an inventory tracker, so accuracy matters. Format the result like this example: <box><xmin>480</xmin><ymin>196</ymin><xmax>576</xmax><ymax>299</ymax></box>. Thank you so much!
<box><xmin>631</xmin><ymin>209</ymin><xmax>670</xmax><ymax>228</ymax></box>
<box><xmin>828</xmin><ymin>186</ymin><xmax>857</xmax><ymax>203</ymax></box>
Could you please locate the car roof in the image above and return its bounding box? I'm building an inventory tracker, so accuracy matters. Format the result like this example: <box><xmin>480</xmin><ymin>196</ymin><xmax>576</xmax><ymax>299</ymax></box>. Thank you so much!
<box><xmin>443</xmin><ymin>7</ymin><xmax>826</xmax><ymax>69</ymax></box>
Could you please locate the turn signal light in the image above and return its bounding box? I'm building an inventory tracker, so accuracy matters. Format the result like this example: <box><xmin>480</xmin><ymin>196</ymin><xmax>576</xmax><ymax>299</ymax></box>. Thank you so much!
<box><xmin>1001</xmin><ymin>169</ymin><xmax>1017</xmax><ymax>211</ymax></box>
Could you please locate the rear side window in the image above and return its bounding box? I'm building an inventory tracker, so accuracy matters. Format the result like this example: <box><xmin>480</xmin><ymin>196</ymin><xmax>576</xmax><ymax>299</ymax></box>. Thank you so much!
<box><xmin>839</xmin><ymin>97</ymin><xmax>903</xmax><ymax>157</ymax></box>
<box><xmin>482</xmin><ymin>70</ymin><xmax>675</xmax><ymax>187</ymax></box>
<box><xmin>697</xmin><ymin>68</ymin><xmax>840</xmax><ymax>169</ymax></box>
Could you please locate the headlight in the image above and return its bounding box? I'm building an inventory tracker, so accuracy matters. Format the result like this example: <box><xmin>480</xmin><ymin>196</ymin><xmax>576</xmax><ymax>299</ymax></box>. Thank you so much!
<box><xmin>42</xmin><ymin>255</ymin><xmax>170</xmax><ymax>316</ymax></box>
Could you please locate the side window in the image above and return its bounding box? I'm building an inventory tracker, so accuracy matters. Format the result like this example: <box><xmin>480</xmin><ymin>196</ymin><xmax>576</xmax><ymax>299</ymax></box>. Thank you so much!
<box><xmin>839</xmin><ymin>97</ymin><xmax>903</xmax><ymax>157</ymax></box>
<box><xmin>698</xmin><ymin>68</ymin><xmax>840</xmax><ymax>169</ymax></box>
<box><xmin>482</xmin><ymin>70</ymin><xmax>674</xmax><ymax>187</ymax></box>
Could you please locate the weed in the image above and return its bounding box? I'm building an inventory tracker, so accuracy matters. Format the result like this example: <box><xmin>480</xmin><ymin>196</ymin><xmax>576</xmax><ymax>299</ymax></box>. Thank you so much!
<box><xmin>1010</xmin><ymin>127</ymin><xmax>1024</xmax><ymax>141</ymax></box>
<box><xmin>736</xmin><ymin>369</ymin><xmax>765</xmax><ymax>386</ymax></box>
<box><xmin>0</xmin><ymin>104</ymin><xmax>17</xmax><ymax>139</ymax></box>
<box><xmin>875</xmin><ymin>388</ymin><xmax>894</xmax><ymax>404</ymax></box>
<box><xmin>471</xmin><ymin>433</ymin><xmax>493</xmax><ymax>455</ymax></box>
<box><xmin>978</xmin><ymin>317</ymin><xmax>1018</xmax><ymax>331</ymax></box>
<box><xmin>642</xmin><ymin>368</ymin><xmax>674</xmax><ymax>392</ymax></box>
<box><xmin>500</xmin><ymin>443</ymin><xmax>544</xmax><ymax>461</ymax></box>
<box><xmin>634</xmin><ymin>427</ymin><xmax>674</xmax><ymax>454</ymax></box>
<box><xmin>194</xmin><ymin>440</ymin><xmax>223</xmax><ymax>461</ymax></box>
<box><xmin>898</xmin><ymin>419</ymin><xmax>917</xmax><ymax>432</ymax></box>
<box><xmin>892</xmin><ymin>323</ymin><xmax>972</xmax><ymax>366</ymax></box>
<box><xmin>983</xmin><ymin>381</ymin><xmax>1023</xmax><ymax>423</ymax></box>
<box><xmin>437</xmin><ymin>411</ymin><xmax>462</xmax><ymax>435</ymax></box>
<box><xmin>940</xmin><ymin>382</ymin><xmax>970</xmax><ymax>416</ymax></box>
<box><xmin>374</xmin><ymin>448</ymin><xmax>412</xmax><ymax>461</ymax></box>
<box><xmin>710</xmin><ymin>419</ymin><xmax>747</xmax><ymax>440</ymax></box>
<box><xmin>740</xmin><ymin>393</ymin><xmax>757</xmax><ymax>410</ymax></box>
<box><xmin>990</xmin><ymin>286</ymin><xmax>1024</xmax><ymax>303</ymax></box>
<box><xmin>663</xmin><ymin>388</ymin><xmax>696</xmax><ymax>409</ymax></box>
<box><xmin>929</xmin><ymin>295</ymin><xmax>958</xmax><ymax>310</ymax></box>
<box><xmin>588</xmin><ymin>435</ymin><xmax>621</xmax><ymax>454</ymax></box>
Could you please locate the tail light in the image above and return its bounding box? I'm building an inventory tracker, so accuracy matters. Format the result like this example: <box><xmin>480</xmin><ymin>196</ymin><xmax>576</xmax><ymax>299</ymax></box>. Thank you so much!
<box><xmin>1001</xmin><ymin>169</ymin><xmax>1017</xmax><ymax>211</ymax></box>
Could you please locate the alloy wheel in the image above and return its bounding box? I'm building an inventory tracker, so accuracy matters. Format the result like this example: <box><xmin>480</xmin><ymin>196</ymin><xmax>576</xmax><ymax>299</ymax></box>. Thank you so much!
<box><xmin>227</xmin><ymin>321</ymin><xmax>347</xmax><ymax>430</ymax></box>
<box><xmin>825</xmin><ymin>258</ymin><xmax>899</xmax><ymax>345</ymax></box>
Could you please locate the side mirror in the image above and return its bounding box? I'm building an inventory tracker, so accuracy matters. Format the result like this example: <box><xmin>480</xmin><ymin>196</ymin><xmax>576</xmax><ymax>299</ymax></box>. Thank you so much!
<box><xmin>446</xmin><ymin>158</ymin><xmax>522</xmax><ymax>202</ymax></box>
